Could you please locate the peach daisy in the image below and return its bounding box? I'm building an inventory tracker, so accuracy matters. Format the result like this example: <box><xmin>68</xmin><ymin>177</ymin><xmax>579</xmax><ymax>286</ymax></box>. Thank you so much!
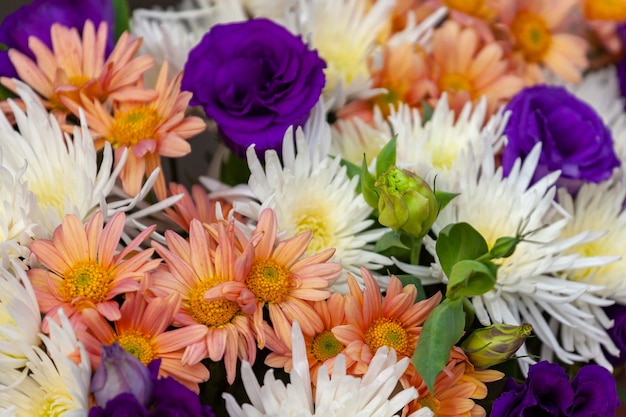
<box><xmin>71</xmin><ymin>61</ymin><xmax>206</xmax><ymax>198</ymax></box>
<box><xmin>78</xmin><ymin>275</ymin><xmax>209</xmax><ymax>392</ymax></box>
<box><xmin>151</xmin><ymin>219</ymin><xmax>257</xmax><ymax>384</ymax></box>
<box><xmin>498</xmin><ymin>0</ymin><xmax>589</xmax><ymax>83</ymax></box>
<box><xmin>332</xmin><ymin>268</ymin><xmax>442</xmax><ymax>379</ymax></box>
<box><xmin>207</xmin><ymin>208</ymin><xmax>342</xmax><ymax>348</ymax></box>
<box><xmin>431</xmin><ymin>20</ymin><xmax>524</xmax><ymax>115</ymax></box>
<box><xmin>27</xmin><ymin>211</ymin><xmax>159</xmax><ymax>332</ymax></box>
<box><xmin>264</xmin><ymin>292</ymin><xmax>352</xmax><ymax>384</ymax></box>
<box><xmin>2</xmin><ymin>21</ymin><xmax>155</xmax><ymax>117</ymax></box>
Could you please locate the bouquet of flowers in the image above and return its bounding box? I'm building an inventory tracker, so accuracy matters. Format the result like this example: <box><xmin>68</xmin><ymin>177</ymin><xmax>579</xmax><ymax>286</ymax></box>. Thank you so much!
<box><xmin>0</xmin><ymin>0</ymin><xmax>625</xmax><ymax>415</ymax></box>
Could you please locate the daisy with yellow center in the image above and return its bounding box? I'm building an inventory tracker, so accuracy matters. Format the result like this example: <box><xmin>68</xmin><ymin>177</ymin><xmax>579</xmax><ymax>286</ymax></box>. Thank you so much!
<box><xmin>208</xmin><ymin>208</ymin><xmax>342</xmax><ymax>349</ymax></box>
<box><xmin>72</xmin><ymin>61</ymin><xmax>206</xmax><ymax>198</ymax></box>
<box><xmin>151</xmin><ymin>219</ymin><xmax>257</xmax><ymax>384</ymax></box>
<box><xmin>408</xmin><ymin>347</ymin><xmax>504</xmax><ymax>417</ymax></box>
<box><xmin>77</xmin><ymin>275</ymin><xmax>210</xmax><ymax>392</ymax></box>
<box><xmin>333</xmin><ymin>268</ymin><xmax>442</xmax><ymax>379</ymax></box>
<box><xmin>27</xmin><ymin>211</ymin><xmax>159</xmax><ymax>332</ymax></box>
<box><xmin>2</xmin><ymin>21</ymin><xmax>155</xmax><ymax>117</ymax></box>
<box><xmin>431</xmin><ymin>20</ymin><xmax>524</xmax><ymax>115</ymax></box>
<box><xmin>499</xmin><ymin>0</ymin><xmax>588</xmax><ymax>83</ymax></box>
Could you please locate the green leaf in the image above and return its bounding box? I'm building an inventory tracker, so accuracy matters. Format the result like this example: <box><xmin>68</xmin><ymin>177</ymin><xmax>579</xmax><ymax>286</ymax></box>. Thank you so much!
<box><xmin>421</xmin><ymin>101</ymin><xmax>434</xmax><ymax>126</ymax></box>
<box><xmin>0</xmin><ymin>43</ymin><xmax>7</xmax><ymax>51</ymax></box>
<box><xmin>434</xmin><ymin>190</ymin><xmax>458</xmax><ymax>214</ymax></box>
<box><xmin>220</xmin><ymin>152</ymin><xmax>250</xmax><ymax>186</ymax></box>
<box><xmin>373</xmin><ymin>231</ymin><xmax>409</xmax><ymax>252</ymax></box>
<box><xmin>375</xmin><ymin>135</ymin><xmax>397</xmax><ymax>178</ymax></box>
<box><xmin>0</xmin><ymin>84</ymin><xmax>16</xmax><ymax>101</ymax></box>
<box><xmin>485</xmin><ymin>236</ymin><xmax>519</xmax><ymax>260</ymax></box>
<box><xmin>446</xmin><ymin>259</ymin><xmax>497</xmax><ymax>299</ymax></box>
<box><xmin>413</xmin><ymin>297</ymin><xmax>465</xmax><ymax>394</ymax></box>
<box><xmin>339</xmin><ymin>158</ymin><xmax>362</xmax><ymax>181</ymax></box>
<box><xmin>360</xmin><ymin>155</ymin><xmax>379</xmax><ymax>208</ymax></box>
<box><xmin>111</xmin><ymin>0</ymin><xmax>130</xmax><ymax>39</ymax></box>
<box><xmin>435</xmin><ymin>222</ymin><xmax>489</xmax><ymax>277</ymax></box>
<box><xmin>395</xmin><ymin>274</ymin><xmax>426</xmax><ymax>302</ymax></box>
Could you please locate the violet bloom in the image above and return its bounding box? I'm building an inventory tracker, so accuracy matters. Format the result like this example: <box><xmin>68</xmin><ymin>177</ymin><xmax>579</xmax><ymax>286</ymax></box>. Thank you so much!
<box><xmin>569</xmin><ymin>365</ymin><xmax>619</xmax><ymax>416</ymax></box>
<box><xmin>0</xmin><ymin>0</ymin><xmax>114</xmax><ymax>78</ymax></box>
<box><xmin>617</xmin><ymin>23</ymin><xmax>626</xmax><ymax>108</ymax></box>
<box><xmin>604</xmin><ymin>303</ymin><xmax>626</xmax><ymax>366</ymax></box>
<box><xmin>181</xmin><ymin>18</ymin><xmax>326</xmax><ymax>157</ymax></box>
<box><xmin>502</xmin><ymin>85</ymin><xmax>620</xmax><ymax>194</ymax></box>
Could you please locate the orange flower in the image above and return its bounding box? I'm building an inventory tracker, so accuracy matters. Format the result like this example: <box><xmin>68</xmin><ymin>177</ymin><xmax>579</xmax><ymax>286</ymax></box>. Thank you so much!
<box><xmin>71</xmin><ymin>61</ymin><xmax>206</xmax><ymax>198</ymax></box>
<box><xmin>2</xmin><ymin>21</ymin><xmax>155</xmax><ymax>117</ymax></box>
<box><xmin>151</xmin><ymin>219</ymin><xmax>257</xmax><ymax>384</ymax></box>
<box><xmin>407</xmin><ymin>347</ymin><xmax>504</xmax><ymax>417</ymax></box>
<box><xmin>333</xmin><ymin>268</ymin><xmax>442</xmax><ymax>380</ymax></box>
<box><xmin>28</xmin><ymin>211</ymin><xmax>159</xmax><ymax>332</ymax></box>
<box><xmin>164</xmin><ymin>182</ymin><xmax>234</xmax><ymax>232</ymax></box>
<box><xmin>206</xmin><ymin>208</ymin><xmax>342</xmax><ymax>349</ymax></box>
<box><xmin>265</xmin><ymin>292</ymin><xmax>352</xmax><ymax>384</ymax></box>
<box><xmin>431</xmin><ymin>20</ymin><xmax>524</xmax><ymax>114</ymax></box>
<box><xmin>499</xmin><ymin>0</ymin><xmax>588</xmax><ymax>83</ymax></box>
<box><xmin>78</xmin><ymin>275</ymin><xmax>210</xmax><ymax>392</ymax></box>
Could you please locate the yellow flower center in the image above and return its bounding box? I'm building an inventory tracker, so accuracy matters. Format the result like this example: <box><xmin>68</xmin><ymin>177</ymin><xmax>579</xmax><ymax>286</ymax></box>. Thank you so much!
<box><xmin>311</xmin><ymin>330</ymin><xmax>344</xmax><ymax>363</ymax></box>
<box><xmin>438</xmin><ymin>73</ymin><xmax>473</xmax><ymax>96</ymax></box>
<box><xmin>583</xmin><ymin>0</ymin><xmax>626</xmax><ymax>21</ymax></box>
<box><xmin>69</xmin><ymin>75</ymin><xmax>91</xmax><ymax>88</ymax></box>
<box><xmin>36</xmin><ymin>392</ymin><xmax>73</xmax><ymax>417</ymax></box>
<box><xmin>61</xmin><ymin>261</ymin><xmax>113</xmax><ymax>303</ymax></box>
<box><xmin>188</xmin><ymin>279</ymin><xmax>241</xmax><ymax>328</ymax></box>
<box><xmin>245</xmin><ymin>258</ymin><xmax>291</xmax><ymax>304</ymax></box>
<box><xmin>117</xmin><ymin>332</ymin><xmax>155</xmax><ymax>365</ymax></box>
<box><xmin>511</xmin><ymin>11</ymin><xmax>552</xmax><ymax>63</ymax></box>
<box><xmin>293</xmin><ymin>208</ymin><xmax>335</xmax><ymax>255</ymax></box>
<box><xmin>364</xmin><ymin>318</ymin><xmax>412</xmax><ymax>357</ymax></box>
<box><xmin>108</xmin><ymin>106</ymin><xmax>161</xmax><ymax>148</ymax></box>
<box><xmin>443</xmin><ymin>0</ymin><xmax>496</xmax><ymax>19</ymax></box>
<box><xmin>30</xmin><ymin>181</ymin><xmax>68</xmax><ymax>219</ymax></box>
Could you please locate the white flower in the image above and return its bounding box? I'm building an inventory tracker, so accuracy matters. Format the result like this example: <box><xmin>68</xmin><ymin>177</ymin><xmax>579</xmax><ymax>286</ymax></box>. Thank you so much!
<box><xmin>236</xmin><ymin>122</ymin><xmax>392</xmax><ymax>292</ymax></box>
<box><xmin>0</xmin><ymin>310</ymin><xmax>90</xmax><ymax>416</ymax></box>
<box><xmin>224</xmin><ymin>321</ymin><xmax>420</xmax><ymax>417</ymax></box>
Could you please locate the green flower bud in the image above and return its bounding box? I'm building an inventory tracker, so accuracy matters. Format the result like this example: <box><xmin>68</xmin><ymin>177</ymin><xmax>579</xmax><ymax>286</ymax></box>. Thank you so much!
<box><xmin>461</xmin><ymin>323</ymin><xmax>532</xmax><ymax>369</ymax></box>
<box><xmin>374</xmin><ymin>166</ymin><xmax>437</xmax><ymax>238</ymax></box>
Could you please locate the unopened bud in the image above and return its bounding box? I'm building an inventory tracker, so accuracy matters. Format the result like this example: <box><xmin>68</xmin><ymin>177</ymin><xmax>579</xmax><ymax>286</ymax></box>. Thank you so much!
<box><xmin>461</xmin><ymin>323</ymin><xmax>532</xmax><ymax>369</ymax></box>
<box><xmin>375</xmin><ymin>167</ymin><xmax>437</xmax><ymax>238</ymax></box>
<box><xmin>91</xmin><ymin>342</ymin><xmax>153</xmax><ymax>407</ymax></box>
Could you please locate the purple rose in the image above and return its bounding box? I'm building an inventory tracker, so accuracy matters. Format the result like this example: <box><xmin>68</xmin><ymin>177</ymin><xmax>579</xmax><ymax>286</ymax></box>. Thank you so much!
<box><xmin>604</xmin><ymin>303</ymin><xmax>626</xmax><ymax>366</ymax></box>
<box><xmin>491</xmin><ymin>361</ymin><xmax>573</xmax><ymax>416</ymax></box>
<box><xmin>0</xmin><ymin>0</ymin><xmax>114</xmax><ymax>79</ymax></box>
<box><xmin>181</xmin><ymin>18</ymin><xmax>326</xmax><ymax>157</ymax></box>
<box><xmin>502</xmin><ymin>85</ymin><xmax>620</xmax><ymax>194</ymax></box>
<box><xmin>569</xmin><ymin>365</ymin><xmax>619</xmax><ymax>417</ymax></box>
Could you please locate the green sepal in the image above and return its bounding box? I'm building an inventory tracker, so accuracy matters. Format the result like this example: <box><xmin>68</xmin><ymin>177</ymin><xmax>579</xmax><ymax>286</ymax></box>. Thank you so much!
<box><xmin>375</xmin><ymin>135</ymin><xmax>397</xmax><ymax>178</ymax></box>
<box><xmin>413</xmin><ymin>297</ymin><xmax>465</xmax><ymax>394</ymax></box>
<box><xmin>435</xmin><ymin>222</ymin><xmax>489</xmax><ymax>277</ymax></box>
<box><xmin>446</xmin><ymin>259</ymin><xmax>497</xmax><ymax>300</ymax></box>
<box><xmin>360</xmin><ymin>154</ymin><xmax>379</xmax><ymax>208</ymax></box>
<box><xmin>434</xmin><ymin>190</ymin><xmax>459</xmax><ymax>214</ymax></box>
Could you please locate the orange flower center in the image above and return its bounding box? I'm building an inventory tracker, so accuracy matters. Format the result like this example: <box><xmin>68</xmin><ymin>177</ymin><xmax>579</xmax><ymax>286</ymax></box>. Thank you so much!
<box><xmin>69</xmin><ymin>75</ymin><xmax>91</xmax><ymax>88</ymax></box>
<box><xmin>311</xmin><ymin>330</ymin><xmax>344</xmax><ymax>363</ymax></box>
<box><xmin>117</xmin><ymin>331</ymin><xmax>155</xmax><ymax>365</ymax></box>
<box><xmin>245</xmin><ymin>258</ymin><xmax>291</xmax><ymax>304</ymax></box>
<box><xmin>443</xmin><ymin>0</ymin><xmax>496</xmax><ymax>20</ymax></box>
<box><xmin>583</xmin><ymin>0</ymin><xmax>626</xmax><ymax>20</ymax></box>
<box><xmin>188</xmin><ymin>279</ymin><xmax>240</xmax><ymax>327</ymax></box>
<box><xmin>438</xmin><ymin>73</ymin><xmax>473</xmax><ymax>96</ymax></box>
<box><xmin>364</xmin><ymin>318</ymin><xmax>412</xmax><ymax>357</ymax></box>
<box><xmin>511</xmin><ymin>11</ymin><xmax>552</xmax><ymax>63</ymax></box>
<box><xmin>108</xmin><ymin>106</ymin><xmax>161</xmax><ymax>148</ymax></box>
<box><xmin>61</xmin><ymin>261</ymin><xmax>113</xmax><ymax>303</ymax></box>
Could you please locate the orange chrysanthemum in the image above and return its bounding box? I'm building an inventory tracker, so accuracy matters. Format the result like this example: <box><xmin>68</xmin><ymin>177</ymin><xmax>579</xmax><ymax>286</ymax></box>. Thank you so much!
<box><xmin>72</xmin><ymin>61</ymin><xmax>206</xmax><ymax>198</ymax></box>
<box><xmin>333</xmin><ymin>268</ymin><xmax>442</xmax><ymax>379</ymax></box>
<box><xmin>151</xmin><ymin>219</ymin><xmax>257</xmax><ymax>384</ymax></box>
<box><xmin>206</xmin><ymin>208</ymin><xmax>342</xmax><ymax>349</ymax></box>
<box><xmin>28</xmin><ymin>211</ymin><xmax>158</xmax><ymax>332</ymax></box>
<box><xmin>408</xmin><ymin>347</ymin><xmax>504</xmax><ymax>417</ymax></box>
<box><xmin>431</xmin><ymin>20</ymin><xmax>524</xmax><ymax>115</ymax></box>
<box><xmin>78</xmin><ymin>275</ymin><xmax>210</xmax><ymax>392</ymax></box>
<box><xmin>499</xmin><ymin>0</ymin><xmax>589</xmax><ymax>83</ymax></box>
<box><xmin>2</xmin><ymin>21</ymin><xmax>155</xmax><ymax>117</ymax></box>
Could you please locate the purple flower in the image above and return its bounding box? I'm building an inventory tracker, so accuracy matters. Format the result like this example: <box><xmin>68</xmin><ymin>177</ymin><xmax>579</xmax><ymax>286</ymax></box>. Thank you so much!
<box><xmin>89</xmin><ymin>360</ymin><xmax>215</xmax><ymax>417</ymax></box>
<box><xmin>603</xmin><ymin>303</ymin><xmax>626</xmax><ymax>366</ymax></box>
<box><xmin>181</xmin><ymin>18</ymin><xmax>326</xmax><ymax>157</ymax></box>
<box><xmin>616</xmin><ymin>23</ymin><xmax>626</xmax><ymax>109</ymax></box>
<box><xmin>569</xmin><ymin>365</ymin><xmax>619</xmax><ymax>417</ymax></box>
<box><xmin>0</xmin><ymin>0</ymin><xmax>114</xmax><ymax>79</ymax></box>
<box><xmin>502</xmin><ymin>85</ymin><xmax>620</xmax><ymax>194</ymax></box>
<box><xmin>491</xmin><ymin>361</ymin><xmax>573</xmax><ymax>417</ymax></box>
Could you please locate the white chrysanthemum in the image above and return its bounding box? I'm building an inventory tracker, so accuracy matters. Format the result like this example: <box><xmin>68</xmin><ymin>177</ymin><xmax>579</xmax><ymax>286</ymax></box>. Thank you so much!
<box><xmin>401</xmin><ymin>143</ymin><xmax>617</xmax><ymax>371</ymax></box>
<box><xmin>0</xmin><ymin>310</ymin><xmax>90</xmax><ymax>416</ymax></box>
<box><xmin>236</xmin><ymin>122</ymin><xmax>392</xmax><ymax>292</ymax></box>
<box><xmin>0</xmin><ymin>82</ymin><xmax>122</xmax><ymax>237</ymax></box>
<box><xmin>224</xmin><ymin>321</ymin><xmax>425</xmax><ymax>417</ymax></box>
<box><xmin>0</xmin><ymin>263</ymin><xmax>41</xmax><ymax>372</ymax></box>
<box><xmin>285</xmin><ymin>0</ymin><xmax>394</xmax><ymax>111</ymax></box>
